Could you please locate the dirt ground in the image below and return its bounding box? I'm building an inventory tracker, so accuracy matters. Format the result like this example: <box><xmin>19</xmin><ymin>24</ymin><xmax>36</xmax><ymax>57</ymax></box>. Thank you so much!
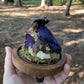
<box><xmin>0</xmin><ymin>2</ymin><xmax>84</xmax><ymax>84</ymax></box>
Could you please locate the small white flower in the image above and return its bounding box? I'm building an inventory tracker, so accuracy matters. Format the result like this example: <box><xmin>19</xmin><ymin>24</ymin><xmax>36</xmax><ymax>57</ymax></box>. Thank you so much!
<box><xmin>28</xmin><ymin>46</ymin><xmax>33</xmax><ymax>55</ymax></box>
<box><xmin>37</xmin><ymin>51</ymin><xmax>50</xmax><ymax>59</ymax></box>
<box><xmin>39</xmin><ymin>45</ymin><xmax>43</xmax><ymax>49</ymax></box>
<box><xmin>46</xmin><ymin>47</ymin><xmax>50</xmax><ymax>51</ymax></box>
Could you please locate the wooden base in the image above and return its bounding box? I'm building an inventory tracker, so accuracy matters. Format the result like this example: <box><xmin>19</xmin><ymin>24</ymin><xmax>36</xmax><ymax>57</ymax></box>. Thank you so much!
<box><xmin>12</xmin><ymin>47</ymin><xmax>66</xmax><ymax>77</ymax></box>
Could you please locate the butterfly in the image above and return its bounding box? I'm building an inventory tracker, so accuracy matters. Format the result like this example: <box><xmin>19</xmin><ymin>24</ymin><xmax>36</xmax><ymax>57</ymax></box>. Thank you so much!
<box><xmin>25</xmin><ymin>33</ymin><xmax>41</xmax><ymax>52</ymax></box>
<box><xmin>25</xmin><ymin>34</ymin><xmax>35</xmax><ymax>47</ymax></box>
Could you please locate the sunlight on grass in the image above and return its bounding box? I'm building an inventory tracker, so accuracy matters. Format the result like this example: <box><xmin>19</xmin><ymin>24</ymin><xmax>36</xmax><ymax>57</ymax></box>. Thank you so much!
<box><xmin>78</xmin><ymin>71</ymin><xmax>84</xmax><ymax>79</ymax></box>
<box><xmin>69</xmin><ymin>71</ymin><xmax>74</xmax><ymax>76</ymax></box>
<box><xmin>69</xmin><ymin>64</ymin><xmax>83</xmax><ymax>77</ymax></box>
<box><xmin>69</xmin><ymin>67</ymin><xmax>83</xmax><ymax>79</ymax></box>
<box><xmin>63</xmin><ymin>28</ymin><xmax>84</xmax><ymax>33</ymax></box>
<box><xmin>11</xmin><ymin>13</ymin><xmax>28</xmax><ymax>16</ymax></box>
<box><xmin>76</xmin><ymin>10</ymin><xmax>84</xmax><ymax>13</ymax></box>
<box><xmin>11</xmin><ymin>41</ymin><xmax>22</xmax><ymax>44</ymax></box>
<box><xmin>52</xmin><ymin>31</ymin><xmax>65</xmax><ymax>36</ymax></box>
<box><xmin>0</xmin><ymin>12</ymin><xmax>10</xmax><ymax>16</ymax></box>
<box><xmin>64</xmin><ymin>39</ymin><xmax>84</xmax><ymax>46</ymax></box>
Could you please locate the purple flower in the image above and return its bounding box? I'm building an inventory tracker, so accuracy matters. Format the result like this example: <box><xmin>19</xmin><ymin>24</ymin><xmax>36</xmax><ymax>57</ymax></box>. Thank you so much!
<box><xmin>33</xmin><ymin>40</ymin><xmax>41</xmax><ymax>52</ymax></box>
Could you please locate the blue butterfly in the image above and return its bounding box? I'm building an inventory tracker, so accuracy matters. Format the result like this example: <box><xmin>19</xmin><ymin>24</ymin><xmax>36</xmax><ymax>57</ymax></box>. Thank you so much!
<box><xmin>25</xmin><ymin>33</ymin><xmax>41</xmax><ymax>52</ymax></box>
<box><xmin>25</xmin><ymin>34</ymin><xmax>35</xmax><ymax>47</ymax></box>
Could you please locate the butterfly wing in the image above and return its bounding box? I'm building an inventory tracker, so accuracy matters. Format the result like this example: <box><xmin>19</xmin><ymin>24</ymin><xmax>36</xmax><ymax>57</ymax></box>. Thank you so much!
<box><xmin>25</xmin><ymin>41</ymin><xmax>31</xmax><ymax>47</ymax></box>
<box><xmin>26</xmin><ymin>34</ymin><xmax>35</xmax><ymax>43</ymax></box>
<box><xmin>33</xmin><ymin>40</ymin><xmax>41</xmax><ymax>52</ymax></box>
<box><xmin>25</xmin><ymin>34</ymin><xmax>35</xmax><ymax>47</ymax></box>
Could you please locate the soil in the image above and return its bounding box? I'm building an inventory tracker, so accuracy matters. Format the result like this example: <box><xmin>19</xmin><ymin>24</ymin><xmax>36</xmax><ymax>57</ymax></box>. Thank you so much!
<box><xmin>0</xmin><ymin>2</ymin><xmax>84</xmax><ymax>84</ymax></box>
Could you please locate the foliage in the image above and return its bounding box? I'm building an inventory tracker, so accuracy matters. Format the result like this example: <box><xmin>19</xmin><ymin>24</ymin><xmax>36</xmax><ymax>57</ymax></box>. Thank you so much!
<box><xmin>21</xmin><ymin>0</ymin><xmax>79</xmax><ymax>5</ymax></box>
<box><xmin>79</xmin><ymin>0</ymin><xmax>84</xmax><ymax>5</ymax></box>
<box><xmin>0</xmin><ymin>0</ymin><xmax>80</xmax><ymax>4</ymax></box>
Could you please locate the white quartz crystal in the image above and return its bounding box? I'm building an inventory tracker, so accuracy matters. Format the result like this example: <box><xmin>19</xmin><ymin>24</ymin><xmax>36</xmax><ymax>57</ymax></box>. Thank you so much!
<box><xmin>28</xmin><ymin>46</ymin><xmax>33</xmax><ymax>55</ymax></box>
<box><xmin>46</xmin><ymin>47</ymin><xmax>50</xmax><ymax>51</ymax></box>
<box><xmin>39</xmin><ymin>45</ymin><xmax>43</xmax><ymax>49</ymax></box>
<box><xmin>37</xmin><ymin>51</ymin><xmax>50</xmax><ymax>59</ymax></box>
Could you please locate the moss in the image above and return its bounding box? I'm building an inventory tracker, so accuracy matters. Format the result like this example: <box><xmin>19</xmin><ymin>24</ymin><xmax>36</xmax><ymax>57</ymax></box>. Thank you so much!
<box><xmin>26</xmin><ymin>53</ymin><xmax>32</xmax><ymax>57</ymax></box>
<box><xmin>20</xmin><ymin>44</ymin><xmax>60</xmax><ymax>64</ymax></box>
<box><xmin>33</xmin><ymin>34</ymin><xmax>38</xmax><ymax>41</ymax></box>
<box><xmin>37</xmin><ymin>59</ymin><xmax>45</xmax><ymax>64</ymax></box>
<box><xmin>20</xmin><ymin>50</ymin><xmax>25</xmax><ymax>55</ymax></box>
<box><xmin>24</xmin><ymin>49</ymin><xmax>28</xmax><ymax>55</ymax></box>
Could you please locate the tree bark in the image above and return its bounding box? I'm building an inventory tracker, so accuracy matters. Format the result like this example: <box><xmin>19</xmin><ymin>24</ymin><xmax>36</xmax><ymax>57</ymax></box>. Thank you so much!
<box><xmin>48</xmin><ymin>0</ymin><xmax>53</xmax><ymax>6</ymax></box>
<box><xmin>40</xmin><ymin>0</ymin><xmax>47</xmax><ymax>8</ymax></box>
<box><xmin>65</xmin><ymin>0</ymin><xmax>72</xmax><ymax>16</ymax></box>
<box><xmin>61</xmin><ymin>0</ymin><xmax>67</xmax><ymax>5</ymax></box>
<box><xmin>14</xmin><ymin>0</ymin><xmax>22</xmax><ymax>7</ymax></box>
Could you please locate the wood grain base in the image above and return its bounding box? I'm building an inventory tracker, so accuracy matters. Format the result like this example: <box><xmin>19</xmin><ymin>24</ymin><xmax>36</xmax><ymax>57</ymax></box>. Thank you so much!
<box><xmin>12</xmin><ymin>47</ymin><xmax>66</xmax><ymax>77</ymax></box>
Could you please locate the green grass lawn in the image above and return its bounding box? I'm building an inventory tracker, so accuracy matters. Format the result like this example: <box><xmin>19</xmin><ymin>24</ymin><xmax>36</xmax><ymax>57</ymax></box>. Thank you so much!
<box><xmin>22</xmin><ymin>0</ymin><xmax>79</xmax><ymax>5</ymax></box>
<box><xmin>0</xmin><ymin>0</ymin><xmax>79</xmax><ymax>5</ymax></box>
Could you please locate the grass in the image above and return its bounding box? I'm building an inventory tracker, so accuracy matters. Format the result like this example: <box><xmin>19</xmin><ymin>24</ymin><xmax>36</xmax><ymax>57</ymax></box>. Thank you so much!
<box><xmin>0</xmin><ymin>12</ymin><xmax>10</xmax><ymax>16</ymax></box>
<box><xmin>13</xmin><ymin>16</ymin><xmax>25</xmax><ymax>23</ymax></box>
<box><xmin>22</xmin><ymin>0</ymin><xmax>79</xmax><ymax>5</ymax></box>
<box><xmin>0</xmin><ymin>25</ymin><xmax>7</xmax><ymax>30</ymax></box>
<box><xmin>0</xmin><ymin>0</ymin><xmax>80</xmax><ymax>5</ymax></box>
<box><xmin>0</xmin><ymin>39</ymin><xmax>11</xmax><ymax>48</ymax></box>
<box><xmin>0</xmin><ymin>12</ymin><xmax>10</xmax><ymax>30</ymax></box>
<box><xmin>22</xmin><ymin>0</ymin><xmax>41</xmax><ymax>4</ymax></box>
<box><xmin>0</xmin><ymin>19</ymin><xmax>10</xmax><ymax>30</ymax></box>
<box><xmin>79</xmin><ymin>0</ymin><xmax>84</xmax><ymax>5</ymax></box>
<box><xmin>0</xmin><ymin>12</ymin><xmax>25</xmax><ymax>30</ymax></box>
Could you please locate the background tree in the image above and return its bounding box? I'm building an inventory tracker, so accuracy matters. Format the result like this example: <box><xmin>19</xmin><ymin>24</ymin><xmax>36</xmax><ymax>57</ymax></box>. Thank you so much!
<box><xmin>48</xmin><ymin>0</ymin><xmax>53</xmax><ymax>6</ymax></box>
<box><xmin>40</xmin><ymin>0</ymin><xmax>47</xmax><ymax>8</ymax></box>
<box><xmin>79</xmin><ymin>0</ymin><xmax>84</xmax><ymax>5</ymax></box>
<box><xmin>4</xmin><ymin>0</ymin><xmax>22</xmax><ymax>7</ymax></box>
<box><xmin>61</xmin><ymin>0</ymin><xmax>67</xmax><ymax>5</ymax></box>
<box><xmin>14</xmin><ymin>0</ymin><xmax>22</xmax><ymax>7</ymax></box>
<box><xmin>65</xmin><ymin>0</ymin><xmax>72</xmax><ymax>16</ymax></box>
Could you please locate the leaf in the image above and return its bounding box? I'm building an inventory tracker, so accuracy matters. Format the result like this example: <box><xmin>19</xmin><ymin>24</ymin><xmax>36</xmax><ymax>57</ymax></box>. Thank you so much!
<box><xmin>39</xmin><ymin>59</ymin><xmax>45</xmax><ymax>63</ymax></box>
<box><xmin>26</xmin><ymin>52</ymin><xmax>32</xmax><ymax>57</ymax></box>
<box><xmin>37</xmin><ymin>59</ymin><xmax>45</xmax><ymax>64</ymax></box>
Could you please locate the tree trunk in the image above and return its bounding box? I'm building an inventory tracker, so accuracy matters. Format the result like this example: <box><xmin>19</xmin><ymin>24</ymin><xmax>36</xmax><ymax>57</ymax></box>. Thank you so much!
<box><xmin>65</xmin><ymin>0</ymin><xmax>72</xmax><ymax>16</ymax></box>
<box><xmin>40</xmin><ymin>0</ymin><xmax>47</xmax><ymax>8</ymax></box>
<box><xmin>14</xmin><ymin>0</ymin><xmax>22</xmax><ymax>7</ymax></box>
<box><xmin>4</xmin><ymin>0</ymin><xmax>14</xmax><ymax>4</ymax></box>
<box><xmin>61</xmin><ymin>0</ymin><xmax>67</xmax><ymax>5</ymax></box>
<box><xmin>48</xmin><ymin>0</ymin><xmax>53</xmax><ymax>6</ymax></box>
